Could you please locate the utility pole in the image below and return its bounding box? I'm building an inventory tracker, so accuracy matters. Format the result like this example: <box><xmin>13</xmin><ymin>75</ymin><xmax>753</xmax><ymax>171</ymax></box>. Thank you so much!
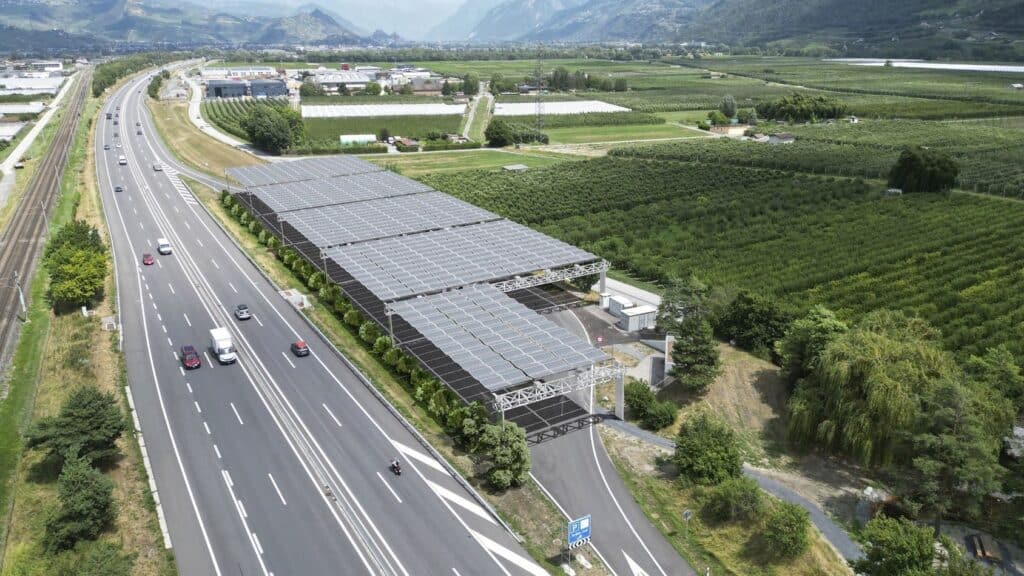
<box><xmin>534</xmin><ymin>60</ymin><xmax>544</xmax><ymax>134</ymax></box>
<box><xmin>13</xmin><ymin>271</ymin><xmax>26</xmax><ymax>317</ymax></box>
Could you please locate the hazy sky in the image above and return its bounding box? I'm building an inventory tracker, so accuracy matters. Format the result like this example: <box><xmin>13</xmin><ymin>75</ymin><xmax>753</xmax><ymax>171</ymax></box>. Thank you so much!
<box><xmin>274</xmin><ymin>0</ymin><xmax>467</xmax><ymax>38</ymax></box>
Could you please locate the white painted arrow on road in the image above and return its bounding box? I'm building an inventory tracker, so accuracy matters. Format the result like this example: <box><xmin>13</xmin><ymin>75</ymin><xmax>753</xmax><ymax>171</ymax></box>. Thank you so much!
<box><xmin>624</xmin><ymin>551</ymin><xmax>653</xmax><ymax>576</ymax></box>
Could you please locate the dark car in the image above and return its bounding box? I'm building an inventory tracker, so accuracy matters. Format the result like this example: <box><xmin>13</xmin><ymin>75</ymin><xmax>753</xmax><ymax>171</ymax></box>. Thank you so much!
<box><xmin>181</xmin><ymin>345</ymin><xmax>201</xmax><ymax>369</ymax></box>
<box><xmin>114</xmin><ymin>185</ymin><xmax>124</xmax><ymax>193</ymax></box>
<box><xmin>136</xmin><ymin>122</ymin><xmax>141</xmax><ymax>127</ymax></box>
<box><xmin>142</xmin><ymin>253</ymin><xmax>154</xmax><ymax>266</ymax></box>
<box><xmin>234</xmin><ymin>304</ymin><xmax>252</xmax><ymax>321</ymax></box>
<box><xmin>290</xmin><ymin>341</ymin><xmax>310</xmax><ymax>357</ymax></box>
<box><xmin>103</xmin><ymin>144</ymin><xmax>110</xmax><ymax>150</ymax></box>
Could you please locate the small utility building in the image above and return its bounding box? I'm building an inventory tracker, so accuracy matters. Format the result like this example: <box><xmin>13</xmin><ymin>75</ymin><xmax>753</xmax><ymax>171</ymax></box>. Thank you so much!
<box><xmin>618</xmin><ymin>305</ymin><xmax>657</xmax><ymax>332</ymax></box>
<box><xmin>206</xmin><ymin>79</ymin><xmax>246</xmax><ymax>99</ymax></box>
<box><xmin>250</xmin><ymin>79</ymin><xmax>288</xmax><ymax>98</ymax></box>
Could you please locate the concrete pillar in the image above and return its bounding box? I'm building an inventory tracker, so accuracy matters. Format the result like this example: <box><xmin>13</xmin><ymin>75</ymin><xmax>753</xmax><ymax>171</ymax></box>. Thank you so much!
<box><xmin>614</xmin><ymin>365</ymin><xmax>625</xmax><ymax>420</ymax></box>
<box><xmin>598</xmin><ymin>268</ymin><xmax>607</xmax><ymax>294</ymax></box>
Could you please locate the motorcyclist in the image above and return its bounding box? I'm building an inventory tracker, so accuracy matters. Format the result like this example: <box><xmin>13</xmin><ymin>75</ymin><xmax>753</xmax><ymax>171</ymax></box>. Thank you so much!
<box><xmin>390</xmin><ymin>458</ymin><xmax>401</xmax><ymax>473</ymax></box>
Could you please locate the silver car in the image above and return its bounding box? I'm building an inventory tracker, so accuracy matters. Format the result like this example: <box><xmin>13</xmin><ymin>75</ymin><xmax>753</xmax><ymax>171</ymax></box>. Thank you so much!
<box><xmin>234</xmin><ymin>304</ymin><xmax>252</xmax><ymax>321</ymax></box>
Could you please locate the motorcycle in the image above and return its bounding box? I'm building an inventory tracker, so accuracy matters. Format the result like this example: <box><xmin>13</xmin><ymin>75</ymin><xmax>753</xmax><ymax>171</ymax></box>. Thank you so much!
<box><xmin>390</xmin><ymin>459</ymin><xmax>402</xmax><ymax>476</ymax></box>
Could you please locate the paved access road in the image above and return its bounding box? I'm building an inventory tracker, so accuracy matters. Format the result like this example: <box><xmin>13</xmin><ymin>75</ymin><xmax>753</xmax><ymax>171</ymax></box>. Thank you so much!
<box><xmin>99</xmin><ymin>71</ymin><xmax>545</xmax><ymax>576</ymax></box>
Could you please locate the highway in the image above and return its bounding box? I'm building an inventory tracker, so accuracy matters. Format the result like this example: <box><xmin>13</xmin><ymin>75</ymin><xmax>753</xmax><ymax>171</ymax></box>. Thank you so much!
<box><xmin>97</xmin><ymin>71</ymin><xmax>545</xmax><ymax>576</ymax></box>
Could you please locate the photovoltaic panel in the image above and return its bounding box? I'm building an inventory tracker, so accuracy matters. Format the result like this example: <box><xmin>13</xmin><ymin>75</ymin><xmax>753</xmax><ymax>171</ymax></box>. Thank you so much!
<box><xmin>325</xmin><ymin>220</ymin><xmax>598</xmax><ymax>301</ymax></box>
<box><xmin>246</xmin><ymin>170</ymin><xmax>433</xmax><ymax>214</ymax></box>
<box><xmin>392</xmin><ymin>285</ymin><xmax>608</xmax><ymax>392</ymax></box>
<box><xmin>280</xmin><ymin>192</ymin><xmax>500</xmax><ymax>248</ymax></box>
<box><xmin>226</xmin><ymin>156</ymin><xmax>382</xmax><ymax>188</ymax></box>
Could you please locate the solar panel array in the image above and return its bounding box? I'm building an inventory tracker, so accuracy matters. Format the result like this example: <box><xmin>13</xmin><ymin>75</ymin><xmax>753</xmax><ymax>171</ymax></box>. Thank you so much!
<box><xmin>281</xmin><ymin>192</ymin><xmax>499</xmax><ymax>248</ymax></box>
<box><xmin>227</xmin><ymin>156</ymin><xmax>382</xmax><ymax>188</ymax></box>
<box><xmin>246</xmin><ymin>170</ymin><xmax>431</xmax><ymax>214</ymax></box>
<box><xmin>392</xmin><ymin>285</ymin><xmax>608</xmax><ymax>391</ymax></box>
<box><xmin>326</xmin><ymin>219</ymin><xmax>597</xmax><ymax>301</ymax></box>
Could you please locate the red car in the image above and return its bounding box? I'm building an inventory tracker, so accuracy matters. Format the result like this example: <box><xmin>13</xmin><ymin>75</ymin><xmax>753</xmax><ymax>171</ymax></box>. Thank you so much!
<box><xmin>142</xmin><ymin>253</ymin><xmax>155</xmax><ymax>266</ymax></box>
<box><xmin>181</xmin><ymin>345</ymin><xmax>201</xmax><ymax>369</ymax></box>
<box><xmin>290</xmin><ymin>340</ymin><xmax>310</xmax><ymax>357</ymax></box>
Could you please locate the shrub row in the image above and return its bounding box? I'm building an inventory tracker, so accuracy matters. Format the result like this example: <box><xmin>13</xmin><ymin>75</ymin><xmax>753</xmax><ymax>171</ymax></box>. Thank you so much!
<box><xmin>421</xmin><ymin>140</ymin><xmax>483</xmax><ymax>151</ymax></box>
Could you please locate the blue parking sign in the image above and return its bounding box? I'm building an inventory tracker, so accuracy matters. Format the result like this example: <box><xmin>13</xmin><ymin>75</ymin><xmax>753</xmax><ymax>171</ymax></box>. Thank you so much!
<box><xmin>567</xmin><ymin>515</ymin><xmax>592</xmax><ymax>549</ymax></box>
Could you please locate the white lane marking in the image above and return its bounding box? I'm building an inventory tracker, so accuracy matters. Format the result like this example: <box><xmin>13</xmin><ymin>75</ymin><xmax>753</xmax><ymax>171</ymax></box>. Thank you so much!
<box><xmin>392</xmin><ymin>440</ymin><xmax>449</xmax><ymax>476</ymax></box>
<box><xmin>221</xmin><ymin>471</ymin><xmax>269</xmax><ymax>567</ymax></box>
<box><xmin>228</xmin><ymin>281</ymin><xmax>237</xmax><ymax>293</ymax></box>
<box><xmin>151</xmin><ymin>301</ymin><xmax>157</xmax><ymax>310</ymax></box>
<box><xmin>184</xmin><ymin>220</ymin><xmax>191</xmax><ymax>230</ymax></box>
<box><xmin>186</xmin><ymin>382</ymin><xmax>193</xmax><ymax>394</ymax></box>
<box><xmin>376</xmin><ymin>472</ymin><xmax>402</xmax><ymax>504</ymax></box>
<box><xmin>423</xmin><ymin>478</ymin><xmax>495</xmax><ymax>526</ymax></box>
<box><xmin>453</xmin><ymin>570</ymin><xmax>462</xmax><ymax>576</ymax></box>
<box><xmin>203</xmin><ymin>351</ymin><xmax>212</xmax><ymax>365</ymax></box>
<box><xmin>168</xmin><ymin>282</ymin><xmax>175</xmax><ymax>294</ymax></box>
<box><xmin>281</xmin><ymin>352</ymin><xmax>296</xmax><ymax>369</ymax></box>
<box><xmin>161</xmin><ymin>325</ymin><xmax>167</xmax><ymax>333</ymax></box>
<box><xmin>173</xmin><ymin>205</ymin><xmax>180</xmax><ymax>213</ymax></box>
<box><xmin>133</xmin><ymin>207</ymin><xmax>137</xmax><ymax>214</ymax></box>
<box><xmin>157</xmin><ymin>260</ymin><xmax>163</xmax><ymax>269</ymax></box>
<box><xmin>623</xmin><ymin>552</ymin><xmax>653</xmax><ymax>576</ymax></box>
<box><xmin>237</xmin><ymin>500</ymin><xmax>248</xmax><ymax>519</ymax></box>
<box><xmin>252</xmin><ymin>533</ymin><xmax>263</xmax><ymax>556</ymax></box>
<box><xmin>230</xmin><ymin>402</ymin><xmax>244</xmax><ymax>426</ymax></box>
<box><xmin>470</xmin><ymin>530</ymin><xmax>548</xmax><ymax>576</ymax></box>
<box><xmin>211</xmin><ymin>258</ymin><xmax>219</xmax><ymax>270</ymax></box>
<box><xmin>148</xmin><ymin>292</ymin><xmax>153</xmax><ymax>300</ymax></box>
<box><xmin>139</xmin><ymin>221</ymin><xmax>144</xmax><ymax>230</ymax></box>
<box><xmin>157</xmin><ymin>313</ymin><xmax>162</xmax><ymax>322</ymax></box>
<box><xmin>168</xmin><ymin>337</ymin><xmax>174</xmax><ymax>347</ymax></box>
<box><xmin>254</xmin><ymin>315</ymin><xmax>263</xmax><ymax>327</ymax></box>
<box><xmin>214</xmin><ymin>444</ymin><xmax>221</xmax><ymax>459</ymax></box>
<box><xmin>322</xmin><ymin>403</ymin><xmax>342</xmax><ymax>427</ymax></box>
<box><xmin>268</xmin><ymin>473</ymin><xmax>287</xmax><ymax>506</ymax></box>
<box><xmin>183</xmin><ymin>313</ymin><xmax>191</xmax><ymax>327</ymax></box>
<box><xmin>196</xmin><ymin>238</ymin><xmax>203</xmax><ymax>247</ymax></box>
<box><xmin>203</xmin><ymin>422</ymin><xmax>211</xmax><ymax>435</ymax></box>
<box><xmin>223</xmin><ymin>470</ymin><xmax>233</xmax><ymax>487</ymax></box>
<box><xmin>194</xmin><ymin>401</ymin><xmax>202</xmax><ymax>414</ymax></box>
<box><xmin>530</xmin><ymin>474</ymin><xmax>617</xmax><ymax>574</ymax></box>
<box><xmin>178</xmin><ymin>366</ymin><xmax>185</xmax><ymax>376</ymax></box>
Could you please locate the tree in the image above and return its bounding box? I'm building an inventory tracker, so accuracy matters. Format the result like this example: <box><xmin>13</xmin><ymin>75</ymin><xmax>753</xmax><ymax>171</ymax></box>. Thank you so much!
<box><xmin>48</xmin><ymin>541</ymin><xmax>133</xmax><ymax>576</ymax></box>
<box><xmin>624</xmin><ymin>379</ymin><xmax>655</xmax><ymax>420</ymax></box>
<box><xmin>26</xmin><ymin>387</ymin><xmax>125</xmax><ymax>468</ymax></box>
<box><xmin>613</xmin><ymin>78</ymin><xmax>628</xmax><ymax>92</ymax></box>
<box><xmin>240</xmin><ymin>104</ymin><xmax>294</xmax><ymax>154</ymax></box>
<box><xmin>490</xmin><ymin>73</ymin><xmax>504</xmax><ymax>95</ymax></box>
<box><xmin>478</xmin><ymin>421</ymin><xmax>530</xmax><ymax>490</ymax></box>
<box><xmin>44</xmin><ymin>458</ymin><xmax>117</xmax><ymax>552</ymax></box>
<box><xmin>550</xmin><ymin>67</ymin><xmax>570</xmax><ymax>91</ymax></box>
<box><xmin>888</xmin><ymin>147</ymin><xmax>959</xmax><ymax>193</ymax></box>
<box><xmin>787</xmin><ymin>310</ymin><xmax>954</xmax><ymax>466</ymax></box>
<box><xmin>363</xmin><ymin>82</ymin><xmax>382</xmax><ymax>96</ymax></box>
<box><xmin>707</xmin><ymin>110</ymin><xmax>729</xmax><ymax>125</ymax></box>
<box><xmin>299</xmin><ymin>81</ymin><xmax>325</xmax><ymax>98</ymax></box>
<box><xmin>719</xmin><ymin>94</ymin><xmax>737</xmax><ymax>118</ymax></box>
<box><xmin>715</xmin><ymin>291</ymin><xmax>790</xmax><ymax>359</ymax></box>
<box><xmin>775</xmin><ymin>305</ymin><xmax>848</xmax><ymax>389</ymax></box>
<box><xmin>399</xmin><ymin>82</ymin><xmax>413</xmax><ymax>95</ymax></box>
<box><xmin>46</xmin><ymin>245</ymin><xmax>108</xmax><ymax>309</ymax></box>
<box><xmin>704</xmin><ymin>476</ymin><xmax>764</xmax><ymax>522</ymax></box>
<box><xmin>485</xmin><ymin>118</ymin><xmax>515</xmax><ymax>147</ymax></box>
<box><xmin>965</xmin><ymin>345</ymin><xmax>1024</xmax><ymax>413</ymax></box>
<box><xmin>671</xmin><ymin>315</ymin><xmax>720</xmax><ymax>393</ymax></box>
<box><xmin>852</xmin><ymin>516</ymin><xmax>935</xmax><ymax>576</ymax></box>
<box><xmin>441</xmin><ymin>79</ymin><xmax>453</xmax><ymax>96</ymax></box>
<box><xmin>46</xmin><ymin>220</ymin><xmax>104</xmax><ymax>260</ymax></box>
<box><xmin>462</xmin><ymin>72</ymin><xmax>480</xmax><ymax>96</ymax></box>
<box><xmin>656</xmin><ymin>274</ymin><xmax>709</xmax><ymax>334</ymax></box>
<box><xmin>904</xmin><ymin>379</ymin><xmax>1005</xmax><ymax>535</ymax></box>
<box><xmin>762</xmin><ymin>501</ymin><xmax>810</xmax><ymax>560</ymax></box>
<box><xmin>673</xmin><ymin>411</ymin><xmax>742</xmax><ymax>485</ymax></box>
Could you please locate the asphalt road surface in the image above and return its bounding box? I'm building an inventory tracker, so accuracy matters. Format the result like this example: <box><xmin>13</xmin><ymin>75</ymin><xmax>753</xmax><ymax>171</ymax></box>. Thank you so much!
<box><xmin>98</xmin><ymin>71</ymin><xmax>544</xmax><ymax>576</ymax></box>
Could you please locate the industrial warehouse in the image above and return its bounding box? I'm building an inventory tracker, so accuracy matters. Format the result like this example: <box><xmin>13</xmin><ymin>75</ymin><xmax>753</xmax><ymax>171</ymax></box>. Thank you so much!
<box><xmin>227</xmin><ymin>156</ymin><xmax>618</xmax><ymax>432</ymax></box>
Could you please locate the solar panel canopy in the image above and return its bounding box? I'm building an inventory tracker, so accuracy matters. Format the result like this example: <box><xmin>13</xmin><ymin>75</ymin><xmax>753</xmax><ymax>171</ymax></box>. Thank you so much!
<box><xmin>325</xmin><ymin>219</ymin><xmax>599</xmax><ymax>301</ymax></box>
<box><xmin>227</xmin><ymin>156</ymin><xmax>382</xmax><ymax>188</ymax></box>
<box><xmin>280</xmin><ymin>192</ymin><xmax>500</xmax><ymax>249</ymax></box>
<box><xmin>246</xmin><ymin>170</ymin><xmax>432</xmax><ymax>214</ymax></box>
<box><xmin>393</xmin><ymin>284</ymin><xmax>608</xmax><ymax>391</ymax></box>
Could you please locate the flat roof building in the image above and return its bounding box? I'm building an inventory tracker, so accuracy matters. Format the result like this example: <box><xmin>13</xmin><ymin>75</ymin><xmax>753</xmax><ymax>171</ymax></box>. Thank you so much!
<box><xmin>250</xmin><ymin>79</ymin><xmax>288</xmax><ymax>98</ymax></box>
<box><xmin>206</xmin><ymin>79</ymin><xmax>247</xmax><ymax>99</ymax></box>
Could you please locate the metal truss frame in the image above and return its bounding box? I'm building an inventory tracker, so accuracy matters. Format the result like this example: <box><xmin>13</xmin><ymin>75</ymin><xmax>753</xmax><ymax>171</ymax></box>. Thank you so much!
<box><xmin>490</xmin><ymin>260</ymin><xmax>609</xmax><ymax>293</ymax></box>
<box><xmin>493</xmin><ymin>363</ymin><xmax>623</xmax><ymax>413</ymax></box>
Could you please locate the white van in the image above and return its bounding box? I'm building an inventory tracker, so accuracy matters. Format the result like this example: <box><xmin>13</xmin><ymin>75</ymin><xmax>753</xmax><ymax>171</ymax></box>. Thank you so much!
<box><xmin>156</xmin><ymin>238</ymin><xmax>172</xmax><ymax>255</ymax></box>
<box><xmin>118</xmin><ymin>155</ymin><xmax>127</xmax><ymax>166</ymax></box>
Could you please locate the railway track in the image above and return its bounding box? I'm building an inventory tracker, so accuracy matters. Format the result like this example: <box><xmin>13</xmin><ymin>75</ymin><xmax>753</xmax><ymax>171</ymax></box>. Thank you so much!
<box><xmin>0</xmin><ymin>68</ymin><xmax>92</xmax><ymax>377</ymax></box>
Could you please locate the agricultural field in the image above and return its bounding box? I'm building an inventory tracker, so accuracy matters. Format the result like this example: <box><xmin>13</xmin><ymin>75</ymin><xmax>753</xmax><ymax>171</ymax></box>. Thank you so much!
<box><xmin>422</xmin><ymin>157</ymin><xmax>1024</xmax><ymax>360</ymax></box>
<box><xmin>545</xmin><ymin>123</ymin><xmax>698</xmax><ymax>144</ymax></box>
<box><xmin>365</xmin><ymin>149</ymin><xmax>577</xmax><ymax>177</ymax></box>
<box><xmin>305</xmin><ymin>114</ymin><xmax>462</xmax><ymax>140</ymax></box>
<box><xmin>202</xmin><ymin>96</ymin><xmax>290</xmax><ymax>140</ymax></box>
<box><xmin>614</xmin><ymin>118</ymin><xmax>1024</xmax><ymax>196</ymax></box>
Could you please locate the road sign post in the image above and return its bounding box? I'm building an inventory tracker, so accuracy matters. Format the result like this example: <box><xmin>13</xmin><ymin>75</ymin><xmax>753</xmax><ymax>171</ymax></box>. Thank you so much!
<box><xmin>682</xmin><ymin>509</ymin><xmax>692</xmax><ymax>537</ymax></box>
<box><xmin>567</xmin><ymin>515</ymin><xmax>592</xmax><ymax>550</ymax></box>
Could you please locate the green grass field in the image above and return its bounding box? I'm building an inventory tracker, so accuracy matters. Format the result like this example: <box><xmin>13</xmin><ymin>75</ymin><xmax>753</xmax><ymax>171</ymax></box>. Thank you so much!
<box><xmin>305</xmin><ymin>115</ymin><xmax>462</xmax><ymax>140</ymax></box>
<box><xmin>544</xmin><ymin>123</ymin><xmax>700</xmax><ymax>144</ymax></box>
<box><xmin>366</xmin><ymin>149</ymin><xmax>575</xmax><ymax>177</ymax></box>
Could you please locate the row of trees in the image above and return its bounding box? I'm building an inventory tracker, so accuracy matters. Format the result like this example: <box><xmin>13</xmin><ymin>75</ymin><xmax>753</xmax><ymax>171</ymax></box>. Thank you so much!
<box><xmin>219</xmin><ymin>192</ymin><xmax>530</xmax><ymax>489</ymax></box>
<box><xmin>92</xmin><ymin>53</ymin><xmax>179</xmax><ymax>97</ymax></box>
<box><xmin>484</xmin><ymin>118</ymin><xmax>549</xmax><ymax>147</ymax></box>
<box><xmin>44</xmin><ymin>221</ymin><xmax>108</xmax><ymax>311</ymax></box>
<box><xmin>754</xmin><ymin>92</ymin><xmax>849</xmax><ymax>123</ymax></box>
<box><xmin>145</xmin><ymin>69</ymin><xmax>170</xmax><ymax>100</ymax></box>
<box><xmin>239</xmin><ymin>103</ymin><xmax>306</xmax><ymax>155</ymax></box>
